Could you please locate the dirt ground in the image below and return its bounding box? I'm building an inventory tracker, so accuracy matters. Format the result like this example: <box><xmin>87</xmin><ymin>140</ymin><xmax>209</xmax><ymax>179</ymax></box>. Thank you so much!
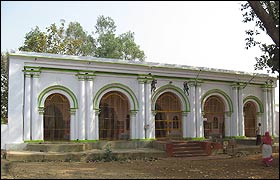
<box><xmin>2</xmin><ymin>153</ymin><xmax>279</xmax><ymax>179</ymax></box>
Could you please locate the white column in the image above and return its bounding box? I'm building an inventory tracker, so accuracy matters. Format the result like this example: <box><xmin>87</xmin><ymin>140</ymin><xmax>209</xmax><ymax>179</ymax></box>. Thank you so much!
<box><xmin>70</xmin><ymin>110</ymin><xmax>76</xmax><ymax>140</ymax></box>
<box><xmin>138</xmin><ymin>79</ymin><xmax>146</xmax><ymax>139</ymax></box>
<box><xmin>32</xmin><ymin>76</ymin><xmax>39</xmax><ymax>140</ymax></box>
<box><xmin>257</xmin><ymin>113</ymin><xmax>264</xmax><ymax>135</ymax></box>
<box><xmin>267</xmin><ymin>88</ymin><xmax>272</xmax><ymax>133</ymax></box>
<box><xmin>195</xmin><ymin>83</ymin><xmax>203</xmax><ymax>137</ymax></box>
<box><xmin>94</xmin><ymin>109</ymin><xmax>100</xmax><ymax>140</ymax></box>
<box><xmin>263</xmin><ymin>88</ymin><xmax>269</xmax><ymax>133</ymax></box>
<box><xmin>271</xmin><ymin>87</ymin><xmax>276</xmax><ymax>136</ymax></box>
<box><xmin>224</xmin><ymin>112</ymin><xmax>231</xmax><ymax>137</ymax></box>
<box><xmin>130</xmin><ymin>110</ymin><xmax>137</xmax><ymax>139</ymax></box>
<box><xmin>145</xmin><ymin>81</ymin><xmax>154</xmax><ymax>139</ymax></box>
<box><xmin>231</xmin><ymin>85</ymin><xmax>239</xmax><ymax>136</ymax></box>
<box><xmin>79</xmin><ymin>80</ymin><xmax>86</xmax><ymax>140</ymax></box>
<box><xmin>87</xmin><ymin>80</ymin><xmax>94</xmax><ymax>140</ymax></box>
<box><xmin>23</xmin><ymin>75</ymin><xmax>31</xmax><ymax>140</ymax></box>
<box><xmin>238</xmin><ymin>87</ymin><xmax>244</xmax><ymax>136</ymax></box>
<box><xmin>182</xmin><ymin>112</ymin><xmax>188</xmax><ymax>138</ymax></box>
<box><xmin>38</xmin><ymin>113</ymin><xmax>44</xmax><ymax>140</ymax></box>
<box><xmin>189</xmin><ymin>81</ymin><xmax>196</xmax><ymax>138</ymax></box>
<box><xmin>75</xmin><ymin>108</ymin><xmax>79</xmax><ymax>140</ymax></box>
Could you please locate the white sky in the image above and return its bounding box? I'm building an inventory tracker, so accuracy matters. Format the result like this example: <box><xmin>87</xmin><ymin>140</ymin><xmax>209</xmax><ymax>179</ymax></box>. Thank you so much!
<box><xmin>1</xmin><ymin>1</ymin><xmax>279</xmax><ymax>103</ymax></box>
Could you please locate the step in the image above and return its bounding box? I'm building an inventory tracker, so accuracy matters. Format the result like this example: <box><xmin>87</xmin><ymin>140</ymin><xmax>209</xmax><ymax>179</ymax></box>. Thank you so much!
<box><xmin>169</xmin><ymin>141</ymin><xmax>209</xmax><ymax>157</ymax></box>
<box><xmin>173</xmin><ymin>153</ymin><xmax>208</xmax><ymax>157</ymax></box>
<box><xmin>173</xmin><ymin>149</ymin><xmax>206</xmax><ymax>154</ymax></box>
<box><xmin>6</xmin><ymin>148</ymin><xmax>167</xmax><ymax>162</ymax></box>
<box><xmin>25</xmin><ymin>143</ymin><xmax>92</xmax><ymax>152</ymax></box>
<box><xmin>6</xmin><ymin>150</ymin><xmax>102</xmax><ymax>162</ymax></box>
<box><xmin>173</xmin><ymin>147</ymin><xmax>202</xmax><ymax>151</ymax></box>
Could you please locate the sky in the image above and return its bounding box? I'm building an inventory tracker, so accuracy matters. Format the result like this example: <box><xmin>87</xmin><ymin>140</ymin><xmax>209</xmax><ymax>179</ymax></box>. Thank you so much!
<box><xmin>1</xmin><ymin>1</ymin><xmax>279</xmax><ymax>103</ymax></box>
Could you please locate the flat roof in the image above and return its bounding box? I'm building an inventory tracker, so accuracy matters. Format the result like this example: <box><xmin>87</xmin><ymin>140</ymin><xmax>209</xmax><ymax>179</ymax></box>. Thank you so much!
<box><xmin>10</xmin><ymin>51</ymin><xmax>277</xmax><ymax>79</ymax></box>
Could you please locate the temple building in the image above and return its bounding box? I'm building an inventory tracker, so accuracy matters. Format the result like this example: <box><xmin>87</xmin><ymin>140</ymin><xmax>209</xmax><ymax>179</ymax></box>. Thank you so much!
<box><xmin>1</xmin><ymin>51</ymin><xmax>278</xmax><ymax>149</ymax></box>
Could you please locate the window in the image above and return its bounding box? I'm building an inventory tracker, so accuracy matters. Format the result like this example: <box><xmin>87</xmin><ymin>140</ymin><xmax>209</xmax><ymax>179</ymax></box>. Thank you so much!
<box><xmin>213</xmin><ymin>117</ymin><xmax>219</xmax><ymax>129</ymax></box>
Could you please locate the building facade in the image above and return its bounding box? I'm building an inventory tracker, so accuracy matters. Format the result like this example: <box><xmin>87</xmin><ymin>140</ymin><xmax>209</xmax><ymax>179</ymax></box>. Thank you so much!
<box><xmin>1</xmin><ymin>52</ymin><xmax>278</xmax><ymax>149</ymax></box>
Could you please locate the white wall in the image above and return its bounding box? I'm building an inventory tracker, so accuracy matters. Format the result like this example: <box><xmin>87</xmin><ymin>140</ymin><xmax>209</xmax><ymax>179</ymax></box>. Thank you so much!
<box><xmin>3</xmin><ymin>52</ymin><xmax>278</xmax><ymax>149</ymax></box>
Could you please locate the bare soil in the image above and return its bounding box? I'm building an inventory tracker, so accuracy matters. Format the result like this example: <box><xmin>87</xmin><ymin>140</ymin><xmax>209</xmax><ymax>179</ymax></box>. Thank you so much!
<box><xmin>2</xmin><ymin>153</ymin><xmax>279</xmax><ymax>179</ymax></box>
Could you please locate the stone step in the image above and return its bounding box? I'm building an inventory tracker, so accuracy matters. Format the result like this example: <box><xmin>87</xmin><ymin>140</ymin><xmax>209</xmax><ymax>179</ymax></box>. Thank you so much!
<box><xmin>6</xmin><ymin>148</ymin><xmax>167</xmax><ymax>162</ymax></box>
<box><xmin>173</xmin><ymin>150</ymin><xmax>207</xmax><ymax>154</ymax></box>
<box><xmin>25</xmin><ymin>143</ymin><xmax>93</xmax><ymax>152</ymax></box>
<box><xmin>169</xmin><ymin>141</ymin><xmax>209</xmax><ymax>157</ymax></box>
<box><xmin>173</xmin><ymin>153</ymin><xmax>208</xmax><ymax>157</ymax></box>
<box><xmin>173</xmin><ymin>146</ymin><xmax>202</xmax><ymax>151</ymax></box>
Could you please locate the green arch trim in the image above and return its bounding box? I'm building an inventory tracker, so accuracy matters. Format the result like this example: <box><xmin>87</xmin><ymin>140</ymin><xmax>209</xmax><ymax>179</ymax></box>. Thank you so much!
<box><xmin>93</xmin><ymin>83</ymin><xmax>139</xmax><ymax>111</ymax></box>
<box><xmin>38</xmin><ymin>85</ymin><xmax>78</xmax><ymax>109</ymax></box>
<box><xmin>201</xmin><ymin>89</ymin><xmax>233</xmax><ymax>113</ymax></box>
<box><xmin>151</xmin><ymin>84</ymin><xmax>190</xmax><ymax>112</ymax></box>
<box><xmin>243</xmin><ymin>96</ymin><xmax>264</xmax><ymax>113</ymax></box>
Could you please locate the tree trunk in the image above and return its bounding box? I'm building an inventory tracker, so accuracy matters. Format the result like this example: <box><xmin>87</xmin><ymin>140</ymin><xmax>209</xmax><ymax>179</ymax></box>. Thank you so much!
<box><xmin>248</xmin><ymin>1</ymin><xmax>279</xmax><ymax>46</ymax></box>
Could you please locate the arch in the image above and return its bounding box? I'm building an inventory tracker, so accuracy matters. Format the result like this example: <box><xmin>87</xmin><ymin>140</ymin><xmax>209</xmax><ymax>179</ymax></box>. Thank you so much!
<box><xmin>203</xmin><ymin>95</ymin><xmax>225</xmax><ymax>138</ymax></box>
<box><xmin>243</xmin><ymin>101</ymin><xmax>257</xmax><ymax>137</ymax></box>
<box><xmin>44</xmin><ymin>93</ymin><xmax>70</xmax><ymax>141</ymax></box>
<box><xmin>201</xmin><ymin>89</ymin><xmax>233</xmax><ymax>114</ymax></box>
<box><xmin>155</xmin><ymin>92</ymin><xmax>183</xmax><ymax>139</ymax></box>
<box><xmin>151</xmin><ymin>84</ymin><xmax>190</xmax><ymax>112</ymax></box>
<box><xmin>38</xmin><ymin>85</ymin><xmax>78</xmax><ymax>110</ymax></box>
<box><xmin>99</xmin><ymin>91</ymin><xmax>130</xmax><ymax>140</ymax></box>
<box><xmin>93</xmin><ymin>83</ymin><xmax>139</xmax><ymax>111</ymax></box>
<box><xmin>243</xmin><ymin>96</ymin><xmax>263</xmax><ymax>113</ymax></box>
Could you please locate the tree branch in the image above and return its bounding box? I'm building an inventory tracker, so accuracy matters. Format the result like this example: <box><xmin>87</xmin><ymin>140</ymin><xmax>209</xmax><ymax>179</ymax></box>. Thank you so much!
<box><xmin>248</xmin><ymin>1</ymin><xmax>279</xmax><ymax>46</ymax></box>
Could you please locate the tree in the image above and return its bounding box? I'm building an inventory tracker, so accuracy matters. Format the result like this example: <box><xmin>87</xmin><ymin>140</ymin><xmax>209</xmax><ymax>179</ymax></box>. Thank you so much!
<box><xmin>65</xmin><ymin>22</ymin><xmax>96</xmax><ymax>56</ymax></box>
<box><xmin>118</xmin><ymin>31</ymin><xmax>145</xmax><ymax>61</ymax></box>
<box><xmin>241</xmin><ymin>1</ymin><xmax>279</xmax><ymax>74</ymax></box>
<box><xmin>19</xmin><ymin>16</ymin><xmax>145</xmax><ymax>61</ymax></box>
<box><xmin>94</xmin><ymin>15</ymin><xmax>145</xmax><ymax>61</ymax></box>
<box><xmin>18</xmin><ymin>26</ymin><xmax>47</xmax><ymax>52</ymax></box>
<box><xmin>3</xmin><ymin>16</ymin><xmax>145</xmax><ymax>121</ymax></box>
<box><xmin>1</xmin><ymin>52</ymin><xmax>9</xmax><ymax>123</ymax></box>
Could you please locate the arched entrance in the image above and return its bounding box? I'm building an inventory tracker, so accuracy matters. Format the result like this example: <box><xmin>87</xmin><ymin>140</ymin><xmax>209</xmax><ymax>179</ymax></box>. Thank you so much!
<box><xmin>203</xmin><ymin>95</ymin><xmax>225</xmax><ymax>139</ymax></box>
<box><xmin>44</xmin><ymin>93</ymin><xmax>70</xmax><ymax>141</ymax></box>
<box><xmin>155</xmin><ymin>92</ymin><xmax>182</xmax><ymax>139</ymax></box>
<box><xmin>243</xmin><ymin>101</ymin><xmax>257</xmax><ymax>137</ymax></box>
<box><xmin>99</xmin><ymin>91</ymin><xmax>130</xmax><ymax>140</ymax></box>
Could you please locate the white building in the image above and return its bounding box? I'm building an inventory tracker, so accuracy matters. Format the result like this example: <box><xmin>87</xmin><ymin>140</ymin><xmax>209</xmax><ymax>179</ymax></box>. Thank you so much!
<box><xmin>1</xmin><ymin>51</ymin><xmax>278</xmax><ymax>149</ymax></box>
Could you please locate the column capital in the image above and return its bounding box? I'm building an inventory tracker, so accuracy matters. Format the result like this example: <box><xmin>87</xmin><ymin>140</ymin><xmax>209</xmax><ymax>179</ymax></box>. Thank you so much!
<box><xmin>182</xmin><ymin>111</ymin><xmax>189</xmax><ymax>116</ymax></box>
<box><xmin>187</xmin><ymin>79</ymin><xmax>203</xmax><ymax>87</ymax></box>
<box><xmin>137</xmin><ymin>75</ymin><xmax>153</xmax><ymax>84</ymax></box>
<box><xmin>225</xmin><ymin>111</ymin><xmax>232</xmax><ymax>117</ymax></box>
<box><xmin>76</xmin><ymin>71</ymin><xmax>96</xmax><ymax>81</ymax></box>
<box><xmin>130</xmin><ymin>110</ymin><xmax>138</xmax><ymax>116</ymax></box>
<box><xmin>38</xmin><ymin>107</ymin><xmax>44</xmax><ymax>115</ymax></box>
<box><xmin>70</xmin><ymin>108</ymin><xmax>77</xmax><ymax>115</ymax></box>
<box><xmin>94</xmin><ymin>108</ymin><xmax>101</xmax><ymax>115</ymax></box>
<box><xmin>256</xmin><ymin>112</ymin><xmax>263</xmax><ymax>117</ymax></box>
<box><xmin>152</xmin><ymin>110</ymin><xmax>157</xmax><ymax>116</ymax></box>
<box><xmin>23</xmin><ymin>66</ymin><xmax>41</xmax><ymax>78</ymax></box>
<box><xmin>231</xmin><ymin>82</ymin><xmax>245</xmax><ymax>89</ymax></box>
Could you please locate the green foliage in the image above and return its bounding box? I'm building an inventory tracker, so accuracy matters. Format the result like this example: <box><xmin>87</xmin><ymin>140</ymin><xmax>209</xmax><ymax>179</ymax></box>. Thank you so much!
<box><xmin>224</xmin><ymin>136</ymin><xmax>246</xmax><ymax>139</ymax></box>
<box><xmin>241</xmin><ymin>1</ymin><xmax>279</xmax><ymax>74</ymax></box>
<box><xmin>24</xmin><ymin>140</ymin><xmax>44</xmax><ymax>143</ymax></box>
<box><xmin>19</xmin><ymin>16</ymin><xmax>145</xmax><ymax>61</ymax></box>
<box><xmin>1</xmin><ymin>52</ymin><xmax>9</xmax><ymax>121</ymax></box>
<box><xmin>65</xmin><ymin>22</ymin><xmax>96</xmax><ymax>56</ymax></box>
<box><xmin>18</xmin><ymin>26</ymin><xmax>47</xmax><ymax>52</ymax></box>
<box><xmin>103</xmin><ymin>143</ymin><xmax>116</xmax><ymax>162</ymax></box>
